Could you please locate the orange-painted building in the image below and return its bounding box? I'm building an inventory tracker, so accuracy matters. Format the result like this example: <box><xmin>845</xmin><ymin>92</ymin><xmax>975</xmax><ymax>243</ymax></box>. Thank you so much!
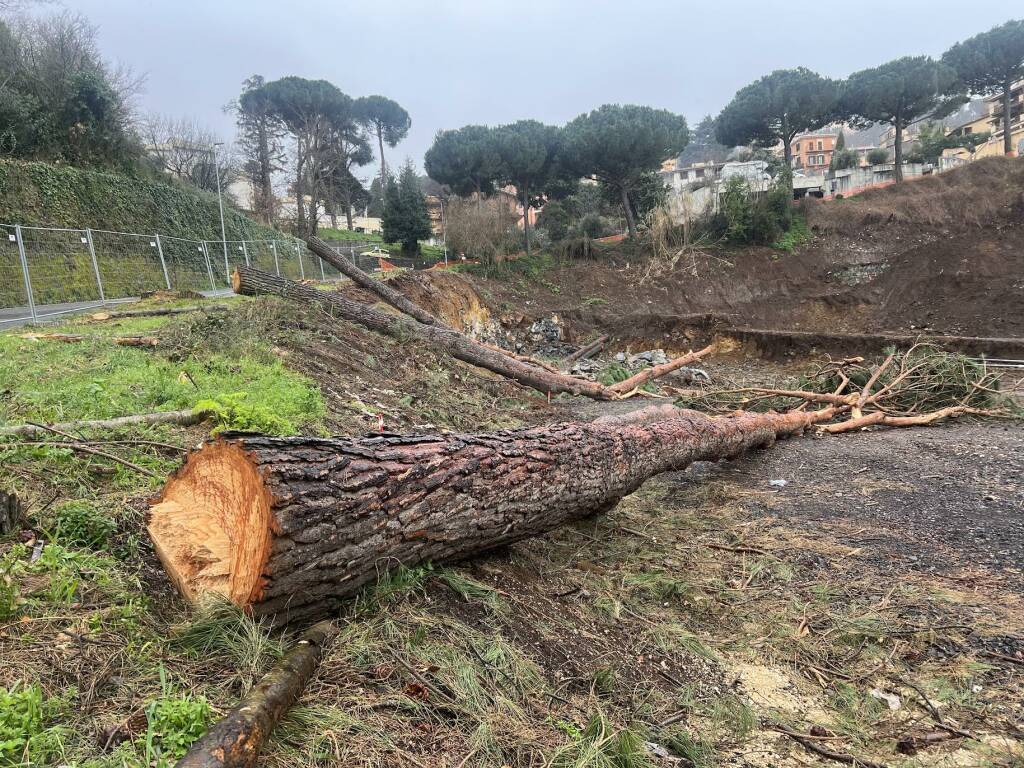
<box><xmin>790</xmin><ymin>133</ymin><xmax>837</xmax><ymax>170</ymax></box>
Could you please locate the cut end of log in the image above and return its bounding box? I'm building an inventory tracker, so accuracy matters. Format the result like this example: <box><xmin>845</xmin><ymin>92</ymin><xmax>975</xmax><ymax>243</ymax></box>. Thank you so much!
<box><xmin>230</xmin><ymin>268</ymin><xmax>242</xmax><ymax>294</ymax></box>
<box><xmin>148</xmin><ymin>441</ymin><xmax>273</xmax><ymax>607</ymax></box>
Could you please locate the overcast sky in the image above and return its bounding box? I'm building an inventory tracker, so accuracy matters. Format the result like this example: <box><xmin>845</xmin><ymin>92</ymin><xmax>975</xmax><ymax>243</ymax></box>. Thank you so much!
<box><xmin>61</xmin><ymin>0</ymin><xmax>1017</xmax><ymax>177</ymax></box>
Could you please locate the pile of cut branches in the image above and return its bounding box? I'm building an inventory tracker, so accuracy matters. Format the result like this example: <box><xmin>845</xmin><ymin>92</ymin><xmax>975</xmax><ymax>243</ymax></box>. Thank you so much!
<box><xmin>679</xmin><ymin>344</ymin><xmax>1018</xmax><ymax>432</ymax></box>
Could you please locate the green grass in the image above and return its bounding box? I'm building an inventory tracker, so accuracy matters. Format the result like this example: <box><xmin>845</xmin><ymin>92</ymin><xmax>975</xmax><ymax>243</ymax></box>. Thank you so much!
<box><xmin>319</xmin><ymin>227</ymin><xmax>383</xmax><ymax>243</ymax></box>
<box><xmin>0</xmin><ymin>319</ymin><xmax>324</xmax><ymax>432</ymax></box>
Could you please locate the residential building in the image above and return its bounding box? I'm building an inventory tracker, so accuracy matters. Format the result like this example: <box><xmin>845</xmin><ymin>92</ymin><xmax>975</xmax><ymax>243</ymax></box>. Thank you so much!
<box><xmin>661</xmin><ymin>160</ymin><xmax>771</xmax><ymax>221</ymax></box>
<box><xmin>790</xmin><ymin>132</ymin><xmax>837</xmax><ymax>170</ymax></box>
<box><xmin>986</xmin><ymin>78</ymin><xmax>1024</xmax><ymax>156</ymax></box>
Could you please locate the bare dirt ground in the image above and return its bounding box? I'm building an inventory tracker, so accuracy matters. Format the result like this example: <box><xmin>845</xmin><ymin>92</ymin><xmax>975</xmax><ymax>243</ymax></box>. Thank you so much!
<box><xmin>453</xmin><ymin>157</ymin><xmax>1024</xmax><ymax>342</ymax></box>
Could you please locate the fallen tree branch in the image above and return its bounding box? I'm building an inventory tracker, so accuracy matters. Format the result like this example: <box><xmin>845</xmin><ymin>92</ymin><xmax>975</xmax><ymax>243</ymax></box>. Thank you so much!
<box><xmin>607</xmin><ymin>345</ymin><xmax>716</xmax><ymax>395</ymax></box>
<box><xmin>0</xmin><ymin>410</ymin><xmax>207</xmax><ymax>438</ymax></box>
<box><xmin>232</xmin><ymin>265</ymin><xmax>615</xmax><ymax>400</ymax></box>
<box><xmin>23</xmin><ymin>423</ymin><xmax>162</xmax><ymax>479</ymax></box>
<box><xmin>177</xmin><ymin>621</ymin><xmax>338</xmax><ymax>768</ymax></box>
<box><xmin>771</xmin><ymin>723</ymin><xmax>888</xmax><ymax>768</ymax></box>
<box><xmin>18</xmin><ymin>333</ymin><xmax>159</xmax><ymax>347</ymax></box>
<box><xmin>87</xmin><ymin>305</ymin><xmax>231</xmax><ymax>321</ymax></box>
<box><xmin>307</xmin><ymin>236</ymin><xmax>442</xmax><ymax>326</ymax></box>
<box><xmin>563</xmin><ymin>335</ymin><xmax>609</xmax><ymax>367</ymax></box>
<box><xmin>148</xmin><ymin>405</ymin><xmax>836</xmax><ymax>623</ymax></box>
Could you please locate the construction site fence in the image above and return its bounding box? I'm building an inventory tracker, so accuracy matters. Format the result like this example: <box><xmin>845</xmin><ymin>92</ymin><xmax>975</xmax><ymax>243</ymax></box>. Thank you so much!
<box><xmin>0</xmin><ymin>224</ymin><xmax>430</xmax><ymax>325</ymax></box>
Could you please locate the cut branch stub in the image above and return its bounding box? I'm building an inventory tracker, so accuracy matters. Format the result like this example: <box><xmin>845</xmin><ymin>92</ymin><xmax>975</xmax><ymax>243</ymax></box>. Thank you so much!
<box><xmin>147</xmin><ymin>407</ymin><xmax>834</xmax><ymax>624</ymax></box>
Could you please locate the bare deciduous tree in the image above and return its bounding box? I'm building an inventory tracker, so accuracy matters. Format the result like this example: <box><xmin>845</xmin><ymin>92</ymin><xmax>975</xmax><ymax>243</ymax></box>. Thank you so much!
<box><xmin>142</xmin><ymin>114</ymin><xmax>240</xmax><ymax>193</ymax></box>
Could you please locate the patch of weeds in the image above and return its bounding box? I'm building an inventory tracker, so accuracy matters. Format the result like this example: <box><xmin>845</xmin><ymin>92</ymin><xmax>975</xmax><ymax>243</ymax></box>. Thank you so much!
<box><xmin>659</xmin><ymin>728</ymin><xmax>715</xmax><ymax>767</ymax></box>
<box><xmin>582</xmin><ymin>297</ymin><xmax>608</xmax><ymax>306</ymax></box>
<box><xmin>48</xmin><ymin>500</ymin><xmax>116</xmax><ymax>550</ymax></box>
<box><xmin>0</xmin><ymin>682</ymin><xmax>68</xmax><ymax>765</ymax></box>
<box><xmin>771</xmin><ymin>216</ymin><xmax>811</xmax><ymax>253</ymax></box>
<box><xmin>172</xmin><ymin>596</ymin><xmax>283</xmax><ymax>689</ymax></box>
<box><xmin>828</xmin><ymin>682</ymin><xmax>889</xmax><ymax>743</ymax></box>
<box><xmin>0</xmin><ymin>546</ymin><xmax>22</xmax><ymax>620</ymax></box>
<box><xmin>598</xmin><ymin>363</ymin><xmax>632</xmax><ymax>387</ymax></box>
<box><xmin>648</xmin><ymin>623</ymin><xmax>716</xmax><ymax>661</ymax></box>
<box><xmin>141</xmin><ymin>687</ymin><xmax>211</xmax><ymax>763</ymax></box>
<box><xmin>701</xmin><ymin>693</ymin><xmax>756</xmax><ymax>741</ymax></box>
<box><xmin>356</xmin><ymin>563</ymin><xmax>435</xmax><ymax>613</ymax></box>
<box><xmin>592</xmin><ymin>667</ymin><xmax>617</xmax><ymax>697</ymax></box>
<box><xmin>194</xmin><ymin>392</ymin><xmax>297</xmax><ymax>435</ymax></box>
<box><xmin>623</xmin><ymin>571</ymin><xmax>693</xmax><ymax>605</ymax></box>
<box><xmin>548</xmin><ymin>712</ymin><xmax>654</xmax><ymax>768</ymax></box>
<box><xmin>438</xmin><ymin>569</ymin><xmax>504</xmax><ymax>612</ymax></box>
<box><xmin>593</xmin><ymin>595</ymin><xmax>623</xmax><ymax>621</ymax></box>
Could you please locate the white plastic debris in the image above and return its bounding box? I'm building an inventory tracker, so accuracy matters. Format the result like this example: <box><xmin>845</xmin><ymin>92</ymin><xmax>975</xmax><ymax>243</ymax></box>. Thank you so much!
<box><xmin>769</xmin><ymin>479</ymin><xmax>788</xmax><ymax>488</ymax></box>
<box><xmin>869</xmin><ymin>688</ymin><xmax>901</xmax><ymax>710</ymax></box>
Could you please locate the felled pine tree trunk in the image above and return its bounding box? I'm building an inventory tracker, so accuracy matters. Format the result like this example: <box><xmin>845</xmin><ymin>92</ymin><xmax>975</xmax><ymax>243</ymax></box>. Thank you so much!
<box><xmin>148</xmin><ymin>407</ymin><xmax>834</xmax><ymax>624</ymax></box>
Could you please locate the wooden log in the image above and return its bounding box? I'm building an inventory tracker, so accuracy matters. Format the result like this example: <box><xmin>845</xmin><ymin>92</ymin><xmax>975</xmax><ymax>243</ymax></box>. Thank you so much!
<box><xmin>147</xmin><ymin>405</ymin><xmax>836</xmax><ymax>623</ymax></box>
<box><xmin>177</xmin><ymin>621</ymin><xmax>337</xmax><ymax>768</ymax></box>
<box><xmin>18</xmin><ymin>333</ymin><xmax>159</xmax><ymax>347</ymax></box>
<box><xmin>0</xmin><ymin>409</ymin><xmax>207</xmax><ymax>438</ymax></box>
<box><xmin>607</xmin><ymin>345</ymin><xmax>717</xmax><ymax>395</ymax></box>
<box><xmin>306</xmin><ymin>236</ymin><xmax>442</xmax><ymax>326</ymax></box>
<box><xmin>87</xmin><ymin>305</ymin><xmax>230</xmax><ymax>321</ymax></box>
<box><xmin>232</xmin><ymin>265</ymin><xmax>614</xmax><ymax>400</ymax></box>
<box><xmin>563</xmin><ymin>334</ymin><xmax>609</xmax><ymax>368</ymax></box>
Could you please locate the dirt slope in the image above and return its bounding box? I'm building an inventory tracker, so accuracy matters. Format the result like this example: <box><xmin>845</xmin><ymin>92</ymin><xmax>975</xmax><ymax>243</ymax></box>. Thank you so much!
<box><xmin>449</xmin><ymin>157</ymin><xmax>1024</xmax><ymax>343</ymax></box>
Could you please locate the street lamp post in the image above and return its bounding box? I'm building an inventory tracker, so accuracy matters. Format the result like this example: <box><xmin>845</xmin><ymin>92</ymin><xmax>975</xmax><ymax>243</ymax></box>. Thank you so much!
<box><xmin>212</xmin><ymin>142</ymin><xmax>229</xmax><ymax>276</ymax></box>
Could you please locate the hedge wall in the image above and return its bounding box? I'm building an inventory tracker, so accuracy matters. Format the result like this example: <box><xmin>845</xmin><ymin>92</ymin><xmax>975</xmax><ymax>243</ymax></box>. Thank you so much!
<box><xmin>0</xmin><ymin>159</ymin><xmax>283</xmax><ymax>242</ymax></box>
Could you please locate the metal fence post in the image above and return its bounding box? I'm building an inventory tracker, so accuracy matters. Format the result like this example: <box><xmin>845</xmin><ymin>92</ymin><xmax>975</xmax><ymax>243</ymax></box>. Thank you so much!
<box><xmin>84</xmin><ymin>228</ymin><xmax>105</xmax><ymax>303</ymax></box>
<box><xmin>297</xmin><ymin>242</ymin><xmax>306</xmax><ymax>280</ymax></box>
<box><xmin>154</xmin><ymin>234</ymin><xmax>171</xmax><ymax>290</ymax></box>
<box><xmin>271</xmin><ymin>241</ymin><xmax>281</xmax><ymax>276</ymax></box>
<box><xmin>14</xmin><ymin>225</ymin><xmax>36</xmax><ymax>323</ymax></box>
<box><xmin>201</xmin><ymin>241</ymin><xmax>216</xmax><ymax>291</ymax></box>
<box><xmin>319</xmin><ymin>256</ymin><xmax>326</xmax><ymax>281</ymax></box>
<box><xmin>241</xmin><ymin>241</ymin><xmax>250</xmax><ymax>266</ymax></box>
<box><xmin>221</xmin><ymin>241</ymin><xmax>231</xmax><ymax>283</ymax></box>
<box><xmin>350</xmin><ymin>246</ymin><xmax>357</xmax><ymax>273</ymax></box>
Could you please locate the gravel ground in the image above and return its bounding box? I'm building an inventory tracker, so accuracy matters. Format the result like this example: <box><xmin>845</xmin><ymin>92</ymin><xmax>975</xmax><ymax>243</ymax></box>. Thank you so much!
<box><xmin>709</xmin><ymin>422</ymin><xmax>1024</xmax><ymax>582</ymax></box>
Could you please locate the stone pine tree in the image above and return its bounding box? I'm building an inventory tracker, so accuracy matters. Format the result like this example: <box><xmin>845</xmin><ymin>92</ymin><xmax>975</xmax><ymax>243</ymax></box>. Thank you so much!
<box><xmin>236</xmin><ymin>75</ymin><xmax>286</xmax><ymax>225</ymax></box>
<box><xmin>356</xmin><ymin>95</ymin><xmax>412</xmax><ymax>200</ymax></box>
<box><xmin>715</xmin><ymin>68</ymin><xmax>838</xmax><ymax>187</ymax></box>
<box><xmin>840</xmin><ymin>57</ymin><xmax>960</xmax><ymax>182</ymax></box>
<box><xmin>381</xmin><ymin>160</ymin><xmax>432</xmax><ymax>255</ymax></box>
<box><xmin>493</xmin><ymin>120</ymin><xmax>560</xmax><ymax>256</ymax></box>
<box><xmin>560</xmin><ymin>104</ymin><xmax>688</xmax><ymax>238</ymax></box>
<box><xmin>943</xmin><ymin>19</ymin><xmax>1024</xmax><ymax>156</ymax></box>
<box><xmin>424</xmin><ymin>125</ymin><xmax>502</xmax><ymax>208</ymax></box>
<box><xmin>261</xmin><ymin>77</ymin><xmax>352</xmax><ymax>235</ymax></box>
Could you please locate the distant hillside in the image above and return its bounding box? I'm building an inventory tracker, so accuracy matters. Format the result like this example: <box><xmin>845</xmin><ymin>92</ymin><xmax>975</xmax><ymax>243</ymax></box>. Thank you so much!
<box><xmin>0</xmin><ymin>159</ymin><xmax>282</xmax><ymax>241</ymax></box>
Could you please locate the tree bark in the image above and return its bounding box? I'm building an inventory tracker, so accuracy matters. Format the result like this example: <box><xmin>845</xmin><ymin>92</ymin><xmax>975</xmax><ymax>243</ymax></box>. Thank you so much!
<box><xmin>232</xmin><ymin>266</ymin><xmax>613</xmax><ymax>400</ymax></box>
<box><xmin>522</xmin><ymin>180</ymin><xmax>531</xmax><ymax>257</ymax></box>
<box><xmin>894</xmin><ymin>115</ymin><xmax>904</xmax><ymax>183</ymax></box>
<box><xmin>621</xmin><ymin>187</ymin><xmax>637</xmax><ymax>238</ymax></box>
<box><xmin>306</xmin><ymin>236</ymin><xmax>443</xmax><ymax>326</ymax></box>
<box><xmin>295</xmin><ymin>138</ymin><xmax>306</xmax><ymax>237</ymax></box>
<box><xmin>1004</xmin><ymin>78</ymin><xmax>1015</xmax><ymax>156</ymax></box>
<box><xmin>177</xmin><ymin>621</ymin><xmax>337</xmax><ymax>768</ymax></box>
<box><xmin>148</xmin><ymin>406</ymin><xmax>835</xmax><ymax>623</ymax></box>
<box><xmin>377</xmin><ymin>127</ymin><xmax>387</xmax><ymax>199</ymax></box>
